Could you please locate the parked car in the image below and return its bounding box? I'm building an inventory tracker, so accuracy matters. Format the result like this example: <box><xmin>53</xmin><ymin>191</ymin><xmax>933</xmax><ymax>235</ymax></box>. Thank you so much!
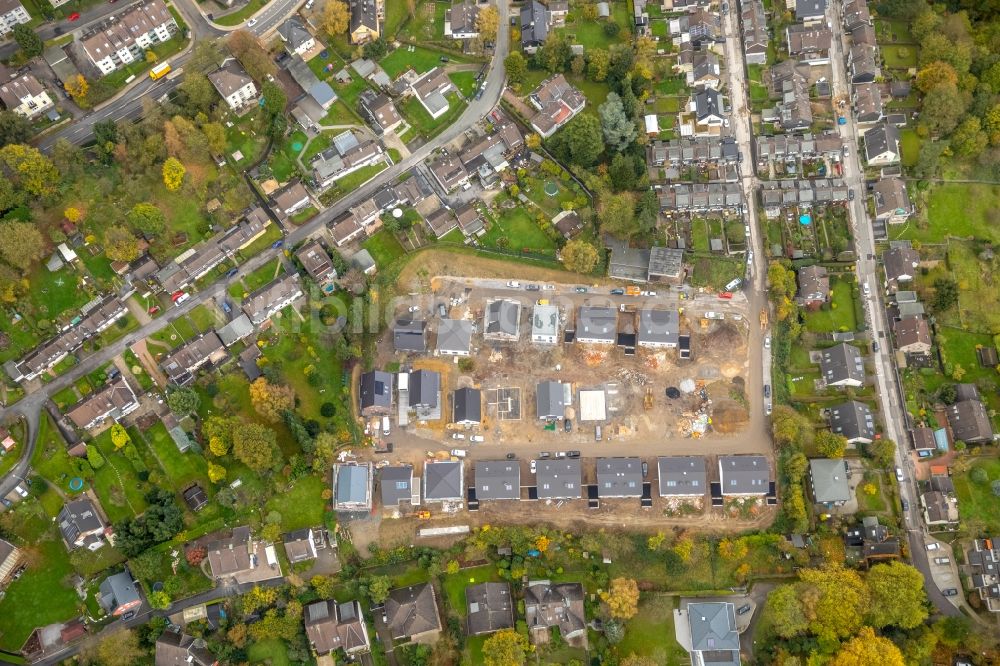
<box><xmin>381</xmin><ymin>416</ymin><xmax>390</xmax><ymax>436</ymax></box>
<box><xmin>474</xmin><ymin>88</ymin><xmax>483</xmax><ymax>100</ymax></box>
<box><xmin>555</xmin><ymin>451</ymin><xmax>567</xmax><ymax>458</ymax></box>
<box><xmin>452</xmin><ymin>433</ymin><xmax>465</xmax><ymax>440</ymax></box>
<box><xmin>222</xmin><ymin>301</ymin><xmax>232</xmax><ymax>314</ymax></box>
<box><xmin>610</xmin><ymin>288</ymin><xmax>625</xmax><ymax>295</ymax></box>
<box><xmin>933</xmin><ymin>557</ymin><xmax>951</xmax><ymax>565</ymax></box>
<box><xmin>68</xmin><ymin>11</ymin><xmax>80</xmax><ymax>20</ymax></box>
<box><xmin>530</xmin><ymin>460</ymin><xmax>537</xmax><ymax>473</ymax></box>
<box><xmin>872</xmin><ymin>341</ymin><xmax>880</xmax><ymax>352</ymax></box>
<box><xmin>525</xmin><ymin>284</ymin><xmax>540</xmax><ymax>291</ymax></box>
<box><xmin>438</xmin><ymin>303</ymin><xmax>448</xmax><ymax>317</ymax></box>
<box><xmin>901</xmin><ymin>499</ymin><xmax>909</xmax><ymax>511</ymax></box>
<box><xmin>926</xmin><ymin>542</ymin><xmax>941</xmax><ymax>551</ymax></box>
<box><xmin>271</xmin><ymin>239</ymin><xmax>283</xmax><ymax>249</ymax></box>
<box><xmin>764</xmin><ymin>385</ymin><xmax>771</xmax><ymax>398</ymax></box>
<box><xmin>450</xmin><ymin>449</ymin><xmax>467</xmax><ymax>458</ymax></box>
<box><xmin>542</xmin><ymin>284</ymin><xmax>555</xmax><ymax>290</ymax></box>
<box><xmin>567</xmin><ymin>450</ymin><xmax>581</xmax><ymax>458</ymax></box>
<box><xmin>506</xmin><ymin>281</ymin><xmax>520</xmax><ymax>288</ymax></box>
<box><xmin>942</xmin><ymin>588</ymin><xmax>959</xmax><ymax>597</ymax></box>
<box><xmin>14</xmin><ymin>485</ymin><xmax>28</xmax><ymax>498</ymax></box>
<box><xmin>246</xmin><ymin>17</ymin><xmax>257</xmax><ymax>27</ymax></box>
<box><xmin>641</xmin><ymin>461</ymin><xmax>648</xmax><ymax>478</ymax></box>
<box><xmin>0</xmin><ymin>498</ymin><xmax>11</xmax><ymax>508</ymax></box>
<box><xmin>737</xmin><ymin>604</ymin><xmax>751</xmax><ymax>615</ymax></box>
<box><xmin>439</xmin><ymin>56</ymin><xmax>450</xmax><ymax>62</ymax></box>
<box><xmin>895</xmin><ymin>467</ymin><xmax>905</xmax><ymax>482</ymax></box>
<box><xmin>595</xmin><ymin>425</ymin><xmax>602</xmax><ymax>440</ymax></box>
<box><xmin>506</xmin><ymin>453</ymin><xmax>516</xmax><ymax>460</ymax></box>
<box><xmin>563</xmin><ymin>419</ymin><xmax>572</xmax><ymax>432</ymax></box>
<box><xmin>470</xmin><ymin>435</ymin><xmax>485</xmax><ymax>443</ymax></box>
<box><xmin>764</xmin><ymin>335</ymin><xmax>771</xmax><ymax>349</ymax></box>
<box><xmin>226</xmin><ymin>267</ymin><xmax>239</xmax><ymax>278</ymax></box>
<box><xmin>575</xmin><ymin>287</ymin><xmax>588</xmax><ymax>293</ymax></box>
<box><xmin>539</xmin><ymin>451</ymin><xmax>551</xmax><ymax>459</ymax></box>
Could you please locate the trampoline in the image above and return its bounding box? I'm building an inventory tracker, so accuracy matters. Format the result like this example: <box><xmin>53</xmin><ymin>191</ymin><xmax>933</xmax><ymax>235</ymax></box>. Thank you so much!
<box><xmin>291</xmin><ymin>141</ymin><xmax>304</xmax><ymax>152</ymax></box>
<box><xmin>69</xmin><ymin>477</ymin><xmax>83</xmax><ymax>491</ymax></box>
<box><xmin>799</xmin><ymin>214</ymin><xmax>812</xmax><ymax>225</ymax></box>
<box><xmin>543</xmin><ymin>181</ymin><xmax>559</xmax><ymax>196</ymax></box>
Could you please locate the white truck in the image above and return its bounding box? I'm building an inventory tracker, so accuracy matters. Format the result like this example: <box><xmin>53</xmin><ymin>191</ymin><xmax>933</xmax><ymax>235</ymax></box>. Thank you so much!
<box><xmin>450</xmin><ymin>449</ymin><xmax>468</xmax><ymax>458</ymax></box>
<box><xmin>381</xmin><ymin>416</ymin><xmax>390</xmax><ymax>436</ymax></box>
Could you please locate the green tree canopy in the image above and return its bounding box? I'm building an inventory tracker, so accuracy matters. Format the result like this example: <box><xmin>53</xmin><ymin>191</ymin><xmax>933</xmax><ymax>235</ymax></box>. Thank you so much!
<box><xmin>865</xmin><ymin>561</ymin><xmax>928</xmax><ymax>629</ymax></box>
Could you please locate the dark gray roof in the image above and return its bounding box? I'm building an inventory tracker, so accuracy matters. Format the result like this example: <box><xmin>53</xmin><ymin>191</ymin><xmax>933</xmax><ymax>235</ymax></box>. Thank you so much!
<box><xmin>536</xmin><ymin>459</ymin><xmax>582</xmax><ymax>499</ymax></box>
<box><xmin>820</xmin><ymin>343</ymin><xmax>864</xmax><ymax>385</ymax></box>
<box><xmin>809</xmin><ymin>458</ymin><xmax>851</xmax><ymax>503</ymax></box>
<box><xmin>485</xmin><ymin>299</ymin><xmax>521</xmax><ymax>338</ymax></box>
<box><xmin>467</xmin><ymin>582</ymin><xmax>515</xmax><ymax>635</ymax></box>
<box><xmin>694</xmin><ymin>87</ymin><xmax>724</xmax><ymax>122</ymax></box>
<box><xmin>216</xmin><ymin>313</ymin><xmax>254</xmax><ymax>347</ymax></box>
<box><xmin>657</xmin><ymin>456</ymin><xmax>707</xmax><ymax>496</ymax></box>
<box><xmin>99</xmin><ymin>570</ymin><xmax>141</xmax><ymax>614</ymax></box>
<box><xmin>883</xmin><ymin>244</ymin><xmax>918</xmax><ymax>284</ymax></box>
<box><xmin>829</xmin><ymin>400</ymin><xmax>876</xmax><ymax>442</ymax></box>
<box><xmin>795</xmin><ymin>0</ymin><xmax>827</xmax><ymax>18</ymax></box>
<box><xmin>864</xmin><ymin>123</ymin><xmax>899</xmax><ymax>161</ymax></box>
<box><xmin>58</xmin><ymin>498</ymin><xmax>104</xmax><ymax>546</ymax></box>
<box><xmin>453</xmin><ymin>387</ymin><xmax>482</xmax><ymax>424</ymax></box>
<box><xmin>424</xmin><ymin>460</ymin><xmax>464</xmax><ymax>501</ymax></box>
<box><xmin>474</xmin><ymin>460</ymin><xmax>520</xmax><ymax>500</ymax></box>
<box><xmin>385</xmin><ymin>583</ymin><xmax>441</xmax><ymax>639</ymax></box>
<box><xmin>688</xmin><ymin>601</ymin><xmax>740</xmax><ymax>662</ymax></box>
<box><xmin>719</xmin><ymin>455</ymin><xmax>770</xmax><ymax>495</ymax></box>
<box><xmin>524</xmin><ymin>581</ymin><xmax>586</xmax><ymax>638</ymax></box>
<box><xmin>359</xmin><ymin>370</ymin><xmax>393</xmax><ymax>412</ymax></box>
<box><xmin>536</xmin><ymin>380</ymin><xmax>566</xmax><ymax>420</ymax></box>
<box><xmin>576</xmin><ymin>306</ymin><xmax>617</xmax><ymax>342</ymax></box>
<box><xmin>393</xmin><ymin>318</ymin><xmax>427</xmax><ymax>352</ymax></box>
<box><xmin>638</xmin><ymin>309</ymin><xmax>679</xmax><ymax>346</ymax></box>
<box><xmin>520</xmin><ymin>0</ymin><xmax>549</xmax><ymax>47</ymax></box>
<box><xmin>380</xmin><ymin>465</ymin><xmax>413</xmax><ymax>507</ymax></box>
<box><xmin>409</xmin><ymin>369</ymin><xmax>440</xmax><ymax>409</ymax></box>
<box><xmin>947</xmin><ymin>397</ymin><xmax>993</xmax><ymax>444</ymax></box>
<box><xmin>596</xmin><ymin>457</ymin><xmax>643</xmax><ymax>497</ymax></box>
<box><xmin>436</xmin><ymin>319</ymin><xmax>473</xmax><ymax>354</ymax></box>
<box><xmin>278</xmin><ymin>17</ymin><xmax>313</xmax><ymax>51</ymax></box>
<box><xmin>155</xmin><ymin>630</ymin><xmax>216</xmax><ymax>666</ymax></box>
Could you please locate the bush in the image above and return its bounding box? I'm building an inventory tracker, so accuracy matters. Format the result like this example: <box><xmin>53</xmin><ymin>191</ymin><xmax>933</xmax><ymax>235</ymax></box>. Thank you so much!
<box><xmin>970</xmin><ymin>467</ymin><xmax>989</xmax><ymax>484</ymax></box>
<box><xmin>320</xmin><ymin>402</ymin><xmax>336</xmax><ymax>417</ymax></box>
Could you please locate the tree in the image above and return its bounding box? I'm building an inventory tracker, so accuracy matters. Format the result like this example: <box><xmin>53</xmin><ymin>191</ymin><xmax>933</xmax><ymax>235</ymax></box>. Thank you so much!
<box><xmin>609</xmin><ymin>152</ymin><xmax>640</xmax><ymax>191</ymax></box>
<box><xmin>599</xmin><ymin>92</ymin><xmax>637</xmax><ymax>152</ymax></box>
<box><xmin>763</xmin><ymin>584</ymin><xmax>808</xmax><ymax>638</ymax></box>
<box><xmin>147</xmin><ymin>590</ymin><xmax>171</xmax><ymax>609</ymax></box>
<box><xmin>0</xmin><ymin>110</ymin><xmax>31</xmax><ymax>147</ymax></box>
<box><xmin>0</xmin><ymin>144</ymin><xmax>60</xmax><ymax>199</ymax></box>
<box><xmin>601</xmin><ymin>577</ymin><xmax>639</xmax><ymax>619</ymax></box>
<box><xmin>243</xmin><ymin>585</ymin><xmax>279</xmax><ymax>615</ymax></box>
<box><xmin>208</xmin><ymin>462</ymin><xmax>227</xmax><ymax>483</ymax></box>
<box><xmin>322</xmin><ymin>0</ymin><xmax>350</xmax><ymax>34</ymax></box>
<box><xmin>83</xmin><ymin>629</ymin><xmax>144</xmax><ymax>666</ymax></box>
<box><xmin>249</xmin><ymin>378</ymin><xmax>296</xmax><ymax>423</ymax></box>
<box><xmin>126</xmin><ymin>202</ymin><xmax>166</xmax><ymax>238</ymax></box>
<box><xmin>536</xmin><ymin>32</ymin><xmax>570</xmax><ymax>72</ymax></box>
<box><xmin>634</xmin><ymin>189</ymin><xmax>658</xmax><ymax>235</ymax></box>
<box><xmin>718</xmin><ymin>538</ymin><xmax>748</xmax><ymax>560</ymax></box>
<box><xmin>932</xmin><ymin>277</ymin><xmax>958</xmax><ymax>312</ymax></box>
<box><xmin>202</xmin><ymin>122</ymin><xmax>227</xmax><ymax>155</ymax></box>
<box><xmin>915</xmin><ymin>61</ymin><xmax>958</xmax><ymax>93</ymax></box>
<box><xmin>368</xmin><ymin>575</ymin><xmax>392</xmax><ymax>604</ymax></box>
<box><xmin>816</xmin><ymin>430</ymin><xmax>848</xmax><ymax>458</ymax></box>
<box><xmin>482</xmin><ymin>629</ymin><xmax>529</xmax><ymax>666</ymax></box>
<box><xmin>13</xmin><ymin>25</ymin><xmax>42</xmax><ymax>59</ymax></box>
<box><xmin>232</xmin><ymin>423</ymin><xmax>280</xmax><ymax>473</ymax></box>
<box><xmin>588</xmin><ymin>48</ymin><xmax>610</xmax><ymax>81</ymax></box>
<box><xmin>186</xmin><ymin>545</ymin><xmax>207</xmax><ymax>566</ymax></box>
<box><xmin>830</xmin><ymin>627</ymin><xmax>905</xmax><ymax>666</ymax></box>
<box><xmin>919</xmin><ymin>82</ymin><xmax>966</xmax><ymax>136</ymax></box>
<box><xmin>162</xmin><ymin>157</ymin><xmax>186</xmax><ymax>191</ymax></box>
<box><xmin>362</xmin><ymin>36</ymin><xmax>388</xmax><ymax>60</ymax></box>
<box><xmin>771</xmin><ymin>405</ymin><xmax>811</xmax><ymax>448</ymax></box>
<box><xmin>476</xmin><ymin>5</ymin><xmax>499</xmax><ymax>39</ymax></box>
<box><xmin>312</xmin><ymin>574</ymin><xmax>336</xmax><ymax>598</ymax></box>
<box><xmin>260</xmin><ymin>81</ymin><xmax>287</xmax><ymax>118</ymax></box>
<box><xmin>63</xmin><ymin>74</ymin><xmax>90</xmax><ymax>106</ymax></box>
<box><xmin>548</xmin><ymin>113</ymin><xmax>603</xmax><ymax>167</ymax></box>
<box><xmin>0</xmin><ymin>221</ymin><xmax>44</xmax><ymax>270</ymax></box>
<box><xmin>950</xmin><ymin>117</ymin><xmax>988</xmax><ymax>157</ymax></box>
<box><xmin>798</xmin><ymin>564</ymin><xmax>870</xmax><ymax>641</ymax></box>
<box><xmin>865</xmin><ymin>561</ymin><xmax>928</xmax><ymax>629</ymax></box>
<box><xmin>504</xmin><ymin>52</ymin><xmax>528</xmax><ymax>89</ymax></box>
<box><xmin>87</xmin><ymin>445</ymin><xmax>105</xmax><ymax>470</ymax></box>
<box><xmin>106</xmin><ymin>425</ymin><xmax>129</xmax><ymax>453</ymax></box>
<box><xmin>103</xmin><ymin>225</ymin><xmax>139</xmax><ymax>262</ymax></box>
<box><xmin>598</xmin><ymin>192</ymin><xmax>635</xmax><ymax>238</ymax></box>
<box><xmin>178</xmin><ymin>72</ymin><xmax>216</xmax><ymax>113</ymax></box>
<box><xmin>113</xmin><ymin>490</ymin><xmax>184</xmax><ymax>557</ymax></box>
<box><xmin>226</xmin><ymin>30</ymin><xmax>276</xmax><ymax>81</ymax></box>
<box><xmin>562</xmin><ymin>239</ymin><xmax>599</xmax><ymax>274</ymax></box>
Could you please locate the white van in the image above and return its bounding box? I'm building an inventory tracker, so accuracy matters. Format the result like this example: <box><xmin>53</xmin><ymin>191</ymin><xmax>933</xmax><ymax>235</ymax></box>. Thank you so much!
<box><xmin>450</xmin><ymin>449</ymin><xmax>468</xmax><ymax>458</ymax></box>
<box><xmin>381</xmin><ymin>416</ymin><xmax>390</xmax><ymax>436</ymax></box>
<box><xmin>725</xmin><ymin>278</ymin><xmax>742</xmax><ymax>291</ymax></box>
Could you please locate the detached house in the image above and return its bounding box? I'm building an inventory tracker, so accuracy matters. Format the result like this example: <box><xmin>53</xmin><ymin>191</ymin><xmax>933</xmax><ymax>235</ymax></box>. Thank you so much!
<box><xmin>657</xmin><ymin>456</ymin><xmax>707</xmax><ymax>497</ymax></box>
<box><xmin>819</xmin><ymin>343</ymin><xmax>865</xmax><ymax>387</ymax></box>
<box><xmin>98</xmin><ymin>570</ymin><xmax>142</xmax><ymax>617</ymax></box>
<box><xmin>58</xmin><ymin>498</ymin><xmax>107</xmax><ymax>551</ymax></box>
<box><xmin>359</xmin><ymin>370</ymin><xmax>393</xmax><ymax>416</ymax></box>
<box><xmin>535</xmin><ymin>459</ymin><xmax>582</xmax><ymax>500</ymax></box>
<box><xmin>719</xmin><ymin>455</ymin><xmax>770</xmax><ymax>497</ymax></box>
<box><xmin>295</xmin><ymin>240</ymin><xmax>336</xmax><ymax>283</ymax></box>
<box><xmin>946</xmin><ymin>384</ymin><xmax>994</xmax><ymax>444</ymax></box>
<box><xmin>436</xmin><ymin>319</ymin><xmax>473</xmax><ymax>356</ymax></box>
<box><xmin>358</xmin><ymin>90</ymin><xmax>402</xmax><ymax>135</ymax></box>
<box><xmin>304</xmin><ymin>600</ymin><xmax>370</xmax><ymax>656</ymax></box>
<box><xmin>424</xmin><ymin>460</ymin><xmax>463</xmax><ymax>503</ymax></box>
<box><xmin>155</xmin><ymin>630</ymin><xmax>217</xmax><ymax>666</ymax></box>
<box><xmin>883</xmin><ymin>243</ymin><xmax>919</xmax><ymax>290</ymax></box>
<box><xmin>385</xmin><ymin>583</ymin><xmax>442</xmax><ymax>643</ymax></box>
<box><xmin>453</xmin><ymin>387</ymin><xmax>482</xmax><ymax>426</ymax></box>
<box><xmin>809</xmin><ymin>458</ymin><xmax>851</xmax><ymax>506</ymax></box>
<box><xmin>796</xmin><ymin>265</ymin><xmax>830</xmax><ymax>308</ymax></box>
<box><xmin>271</xmin><ymin>181</ymin><xmax>312</xmax><ymax>217</ymax></box>
<box><xmin>349</xmin><ymin>0</ymin><xmax>380</xmax><ymax>44</ymax></box>
<box><xmin>333</xmin><ymin>462</ymin><xmax>373</xmax><ymax>512</ymax></box>
<box><xmin>528</xmin><ymin>74</ymin><xmax>586</xmax><ymax>138</ymax></box>
<box><xmin>872</xmin><ymin>177</ymin><xmax>912</xmax><ymax>224</ymax></box>
<box><xmin>829</xmin><ymin>400</ymin><xmax>876</xmax><ymax>444</ymax></box>
<box><xmin>864</xmin><ymin>123</ymin><xmax>901</xmax><ymax>166</ymax></box>
<box><xmin>892</xmin><ymin>316</ymin><xmax>931</xmax><ymax>355</ymax></box>
<box><xmin>466</xmin><ymin>582</ymin><xmax>515</xmax><ymax>635</ymax></box>
<box><xmin>484</xmin><ymin>299</ymin><xmax>521</xmax><ymax>341</ymax></box>
<box><xmin>444</xmin><ymin>0</ymin><xmax>479</xmax><ymax>39</ymax></box>
<box><xmin>524</xmin><ymin>581</ymin><xmax>586</xmax><ymax>641</ymax></box>
<box><xmin>684</xmin><ymin>602</ymin><xmax>741</xmax><ymax>666</ymax></box>
<box><xmin>520</xmin><ymin>0</ymin><xmax>549</xmax><ymax>52</ymax></box>
<box><xmin>278</xmin><ymin>17</ymin><xmax>316</xmax><ymax>56</ymax></box>
<box><xmin>412</xmin><ymin>67</ymin><xmax>456</xmax><ymax>120</ymax></box>
<box><xmin>474</xmin><ymin>460</ymin><xmax>520</xmax><ymax>501</ymax></box>
<box><xmin>208</xmin><ymin>58</ymin><xmax>258</xmax><ymax>111</ymax></box>
<box><xmin>0</xmin><ymin>74</ymin><xmax>53</xmax><ymax>119</ymax></box>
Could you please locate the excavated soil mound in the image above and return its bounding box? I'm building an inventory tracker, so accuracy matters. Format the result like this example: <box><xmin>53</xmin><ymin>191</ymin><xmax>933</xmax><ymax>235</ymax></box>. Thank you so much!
<box><xmin>712</xmin><ymin>399</ymin><xmax>749</xmax><ymax>433</ymax></box>
<box><xmin>700</xmin><ymin>322</ymin><xmax>744</xmax><ymax>355</ymax></box>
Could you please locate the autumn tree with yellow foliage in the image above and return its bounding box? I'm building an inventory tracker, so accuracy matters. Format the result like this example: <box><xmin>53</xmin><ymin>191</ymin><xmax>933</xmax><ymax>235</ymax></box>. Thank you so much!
<box><xmin>601</xmin><ymin>577</ymin><xmax>639</xmax><ymax>620</ymax></box>
<box><xmin>249</xmin><ymin>378</ymin><xmax>296</xmax><ymax>423</ymax></box>
<box><xmin>162</xmin><ymin>157</ymin><xmax>186</xmax><ymax>191</ymax></box>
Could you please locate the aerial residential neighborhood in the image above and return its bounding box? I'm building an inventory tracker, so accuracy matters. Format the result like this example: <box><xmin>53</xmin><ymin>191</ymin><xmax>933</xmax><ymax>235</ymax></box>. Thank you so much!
<box><xmin>0</xmin><ymin>0</ymin><xmax>997</xmax><ymax>663</ymax></box>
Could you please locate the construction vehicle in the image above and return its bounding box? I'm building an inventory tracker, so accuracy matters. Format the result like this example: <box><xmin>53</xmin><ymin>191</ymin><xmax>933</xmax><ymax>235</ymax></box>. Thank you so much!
<box><xmin>760</xmin><ymin>308</ymin><xmax>768</xmax><ymax>330</ymax></box>
<box><xmin>417</xmin><ymin>511</ymin><xmax>431</xmax><ymax>520</ymax></box>
<box><xmin>644</xmin><ymin>386</ymin><xmax>653</xmax><ymax>410</ymax></box>
<box><xmin>625</xmin><ymin>286</ymin><xmax>641</xmax><ymax>296</ymax></box>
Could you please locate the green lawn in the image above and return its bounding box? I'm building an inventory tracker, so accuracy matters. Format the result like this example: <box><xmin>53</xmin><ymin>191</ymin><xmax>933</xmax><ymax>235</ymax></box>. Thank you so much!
<box><xmin>90</xmin><ymin>428</ymin><xmax>151</xmax><ymax>523</ymax></box>
<box><xmin>240</xmin><ymin>258</ymin><xmax>283</xmax><ymax>296</ymax></box>
<box><xmin>897</xmin><ymin>183</ymin><xmax>1000</xmax><ymax>245</ymax></box>
<box><xmin>953</xmin><ymin>457</ymin><xmax>1000</xmax><ymax>534</ymax></box>
<box><xmin>27</xmin><ymin>264</ymin><xmax>92</xmax><ymax>322</ymax></box>
<box><xmin>0</xmin><ymin>507</ymin><xmax>81</xmax><ymax>651</ymax></box>
<box><xmin>213</xmin><ymin>0</ymin><xmax>269</xmax><ymax>25</ymax></box>
<box><xmin>481</xmin><ymin>208</ymin><xmax>559</xmax><ymax>256</ymax></box>
<box><xmin>857</xmin><ymin>472</ymin><xmax>888</xmax><ymax>512</ymax></box>
<box><xmin>362</xmin><ymin>230</ymin><xmax>406</xmax><ymax>267</ymax></box>
<box><xmin>449</xmin><ymin>71</ymin><xmax>479</xmax><ymax>98</ymax></box>
<box><xmin>264</xmin><ymin>475</ymin><xmax>328</xmax><ymax>531</ymax></box>
<box><xmin>881</xmin><ymin>44</ymin><xmax>918</xmax><ymax>69</ymax></box>
<box><xmin>803</xmin><ymin>276</ymin><xmax>859</xmax><ymax>333</ymax></box>
<box><xmin>400</xmin><ymin>92</ymin><xmax>467</xmax><ymax>138</ymax></box>
<box><xmin>900</xmin><ymin>129</ymin><xmax>921</xmax><ymax>168</ymax></box>
<box><xmin>379</xmin><ymin>44</ymin><xmax>470</xmax><ymax>77</ymax></box>
<box><xmin>141</xmin><ymin>421</ymin><xmax>210</xmax><ymax>489</ymax></box>
<box><xmin>441</xmin><ymin>565</ymin><xmax>501</xmax><ymax>617</ymax></box>
<box><xmin>617</xmin><ymin>594</ymin><xmax>688</xmax><ymax>665</ymax></box>
<box><xmin>247</xmin><ymin>638</ymin><xmax>291</xmax><ymax>666</ymax></box>
<box><xmin>689</xmin><ymin>255</ymin><xmax>745</xmax><ymax>290</ymax></box>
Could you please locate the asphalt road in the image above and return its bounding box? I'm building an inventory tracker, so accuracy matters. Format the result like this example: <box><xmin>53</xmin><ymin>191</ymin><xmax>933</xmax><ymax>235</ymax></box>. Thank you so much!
<box><xmin>826</xmin><ymin>0</ymin><xmax>960</xmax><ymax>618</ymax></box>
